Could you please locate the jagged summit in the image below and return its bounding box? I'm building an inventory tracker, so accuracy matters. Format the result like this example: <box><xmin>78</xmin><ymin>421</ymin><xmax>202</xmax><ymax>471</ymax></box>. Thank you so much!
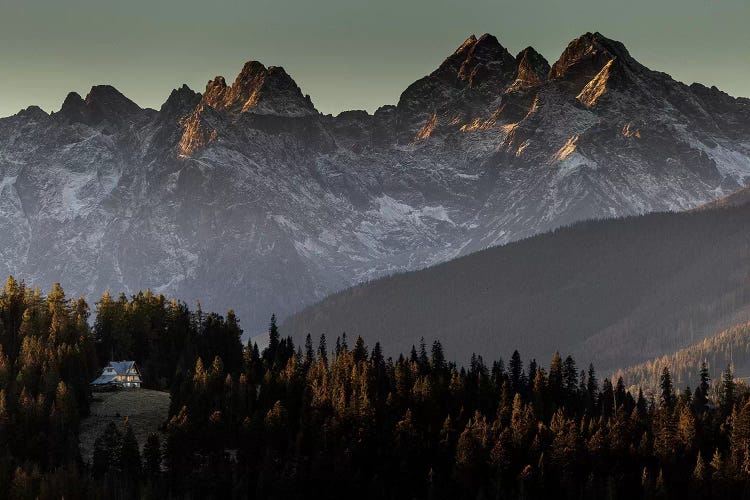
<box><xmin>56</xmin><ymin>85</ymin><xmax>143</xmax><ymax>125</ymax></box>
<box><xmin>511</xmin><ymin>47</ymin><xmax>550</xmax><ymax>89</ymax></box>
<box><xmin>431</xmin><ymin>33</ymin><xmax>516</xmax><ymax>86</ymax></box>
<box><xmin>159</xmin><ymin>84</ymin><xmax>201</xmax><ymax>116</ymax></box>
<box><xmin>200</xmin><ymin>60</ymin><xmax>316</xmax><ymax>117</ymax></box>
<box><xmin>58</xmin><ymin>91</ymin><xmax>87</xmax><ymax>120</ymax></box>
<box><xmin>85</xmin><ymin>85</ymin><xmax>143</xmax><ymax>121</ymax></box>
<box><xmin>395</xmin><ymin>33</ymin><xmax>518</xmax><ymax>138</ymax></box>
<box><xmin>549</xmin><ymin>32</ymin><xmax>637</xmax><ymax>90</ymax></box>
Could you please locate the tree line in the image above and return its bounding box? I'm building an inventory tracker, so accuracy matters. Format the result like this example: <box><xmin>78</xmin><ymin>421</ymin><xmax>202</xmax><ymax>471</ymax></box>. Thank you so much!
<box><xmin>615</xmin><ymin>320</ymin><xmax>750</xmax><ymax>395</ymax></box>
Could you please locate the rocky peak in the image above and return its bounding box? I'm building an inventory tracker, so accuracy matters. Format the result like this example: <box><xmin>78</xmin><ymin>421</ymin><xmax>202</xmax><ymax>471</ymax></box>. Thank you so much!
<box><xmin>396</xmin><ymin>33</ymin><xmax>518</xmax><ymax>138</ymax></box>
<box><xmin>15</xmin><ymin>105</ymin><xmax>49</xmax><ymax>121</ymax></box>
<box><xmin>458</xmin><ymin>34</ymin><xmax>517</xmax><ymax>89</ymax></box>
<box><xmin>431</xmin><ymin>35</ymin><xmax>478</xmax><ymax>79</ymax></box>
<box><xmin>511</xmin><ymin>47</ymin><xmax>550</xmax><ymax>89</ymax></box>
<box><xmin>159</xmin><ymin>84</ymin><xmax>201</xmax><ymax>118</ymax></box>
<box><xmin>57</xmin><ymin>86</ymin><xmax>142</xmax><ymax>125</ymax></box>
<box><xmin>84</xmin><ymin>85</ymin><xmax>142</xmax><ymax>122</ymax></box>
<box><xmin>549</xmin><ymin>32</ymin><xmax>634</xmax><ymax>92</ymax></box>
<box><xmin>431</xmin><ymin>33</ymin><xmax>516</xmax><ymax>89</ymax></box>
<box><xmin>58</xmin><ymin>92</ymin><xmax>87</xmax><ymax>122</ymax></box>
<box><xmin>200</xmin><ymin>61</ymin><xmax>316</xmax><ymax>117</ymax></box>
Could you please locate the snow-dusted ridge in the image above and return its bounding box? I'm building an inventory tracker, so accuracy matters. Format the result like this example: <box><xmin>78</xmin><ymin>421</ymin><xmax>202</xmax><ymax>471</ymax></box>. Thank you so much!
<box><xmin>1</xmin><ymin>31</ymin><xmax>750</xmax><ymax>333</ymax></box>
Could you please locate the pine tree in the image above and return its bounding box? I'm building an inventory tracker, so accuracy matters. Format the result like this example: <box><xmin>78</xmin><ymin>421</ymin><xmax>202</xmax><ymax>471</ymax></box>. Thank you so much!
<box><xmin>509</xmin><ymin>350</ymin><xmax>523</xmax><ymax>393</ymax></box>
<box><xmin>318</xmin><ymin>334</ymin><xmax>328</xmax><ymax>365</ymax></box>
<box><xmin>659</xmin><ymin>367</ymin><xmax>674</xmax><ymax>409</ymax></box>
<box><xmin>720</xmin><ymin>364</ymin><xmax>735</xmax><ymax>411</ymax></box>
<box><xmin>430</xmin><ymin>340</ymin><xmax>445</xmax><ymax>373</ymax></box>
<box><xmin>693</xmin><ymin>362</ymin><xmax>710</xmax><ymax>412</ymax></box>
<box><xmin>119</xmin><ymin>418</ymin><xmax>142</xmax><ymax>480</ymax></box>
<box><xmin>263</xmin><ymin>314</ymin><xmax>280</xmax><ymax>366</ymax></box>
<box><xmin>304</xmin><ymin>334</ymin><xmax>314</xmax><ymax>366</ymax></box>
<box><xmin>53</xmin><ymin>381</ymin><xmax>78</xmax><ymax>434</ymax></box>
<box><xmin>94</xmin><ymin>421</ymin><xmax>123</xmax><ymax>477</ymax></box>
<box><xmin>454</xmin><ymin>424</ymin><xmax>481</xmax><ymax>492</ymax></box>
<box><xmin>691</xmin><ymin>450</ymin><xmax>706</xmax><ymax>486</ymax></box>
<box><xmin>548</xmin><ymin>352</ymin><xmax>563</xmax><ymax>405</ymax></box>
<box><xmin>371</xmin><ymin>342</ymin><xmax>384</xmax><ymax>367</ymax></box>
<box><xmin>527</xmin><ymin>359</ymin><xmax>537</xmax><ymax>392</ymax></box>
<box><xmin>143</xmin><ymin>433</ymin><xmax>162</xmax><ymax>478</ymax></box>
<box><xmin>92</xmin><ymin>435</ymin><xmax>109</xmax><ymax>478</ymax></box>
<box><xmin>600</xmin><ymin>378</ymin><xmax>615</xmax><ymax>418</ymax></box>
<box><xmin>340</xmin><ymin>332</ymin><xmax>348</xmax><ymax>351</ymax></box>
<box><xmin>710</xmin><ymin>448</ymin><xmax>724</xmax><ymax>482</ymax></box>
<box><xmin>562</xmin><ymin>355</ymin><xmax>578</xmax><ymax>395</ymax></box>
<box><xmin>586</xmin><ymin>363</ymin><xmax>598</xmax><ymax>398</ymax></box>
<box><xmin>655</xmin><ymin>468</ymin><xmax>666</xmax><ymax>498</ymax></box>
<box><xmin>352</xmin><ymin>336</ymin><xmax>368</xmax><ymax>363</ymax></box>
<box><xmin>418</xmin><ymin>337</ymin><xmax>429</xmax><ymax>369</ymax></box>
<box><xmin>677</xmin><ymin>404</ymin><xmax>696</xmax><ymax>451</ymax></box>
<box><xmin>731</xmin><ymin>400</ymin><xmax>750</xmax><ymax>468</ymax></box>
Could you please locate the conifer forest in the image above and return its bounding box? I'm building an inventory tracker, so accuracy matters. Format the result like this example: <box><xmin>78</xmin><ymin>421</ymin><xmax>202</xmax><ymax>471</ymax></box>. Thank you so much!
<box><xmin>2</xmin><ymin>277</ymin><xmax>750</xmax><ymax>499</ymax></box>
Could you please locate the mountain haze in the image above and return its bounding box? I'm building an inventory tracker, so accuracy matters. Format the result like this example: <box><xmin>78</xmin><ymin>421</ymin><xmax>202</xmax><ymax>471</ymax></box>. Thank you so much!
<box><xmin>1</xmin><ymin>32</ymin><xmax>750</xmax><ymax>333</ymax></box>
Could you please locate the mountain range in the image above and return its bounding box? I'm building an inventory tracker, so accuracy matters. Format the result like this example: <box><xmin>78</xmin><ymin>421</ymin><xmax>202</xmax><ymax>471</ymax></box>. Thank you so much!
<box><xmin>1</xmin><ymin>32</ymin><xmax>749</xmax><ymax>334</ymax></box>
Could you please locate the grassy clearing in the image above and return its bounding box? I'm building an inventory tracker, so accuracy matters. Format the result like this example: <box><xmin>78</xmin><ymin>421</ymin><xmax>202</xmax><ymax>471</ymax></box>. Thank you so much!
<box><xmin>79</xmin><ymin>389</ymin><xmax>171</xmax><ymax>463</ymax></box>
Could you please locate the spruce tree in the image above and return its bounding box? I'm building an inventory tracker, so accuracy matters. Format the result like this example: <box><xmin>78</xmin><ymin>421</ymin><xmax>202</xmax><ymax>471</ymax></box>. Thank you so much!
<box><xmin>143</xmin><ymin>433</ymin><xmax>162</xmax><ymax>478</ymax></box>
<box><xmin>263</xmin><ymin>314</ymin><xmax>280</xmax><ymax>366</ymax></box>
<box><xmin>371</xmin><ymin>342</ymin><xmax>384</xmax><ymax>367</ymax></box>
<box><xmin>418</xmin><ymin>337</ymin><xmax>429</xmax><ymax>369</ymax></box>
<box><xmin>352</xmin><ymin>336</ymin><xmax>368</xmax><ymax>363</ymax></box>
<box><xmin>430</xmin><ymin>340</ymin><xmax>445</xmax><ymax>373</ymax></box>
<box><xmin>691</xmin><ymin>450</ymin><xmax>706</xmax><ymax>485</ymax></box>
<box><xmin>548</xmin><ymin>352</ymin><xmax>563</xmax><ymax>405</ymax></box>
<box><xmin>304</xmin><ymin>334</ymin><xmax>314</xmax><ymax>365</ymax></box>
<box><xmin>659</xmin><ymin>367</ymin><xmax>674</xmax><ymax>409</ymax></box>
<box><xmin>720</xmin><ymin>364</ymin><xmax>735</xmax><ymax>411</ymax></box>
<box><xmin>318</xmin><ymin>334</ymin><xmax>328</xmax><ymax>364</ymax></box>
<box><xmin>119</xmin><ymin>419</ymin><xmax>142</xmax><ymax>480</ymax></box>
<box><xmin>693</xmin><ymin>362</ymin><xmax>710</xmax><ymax>412</ymax></box>
<box><xmin>509</xmin><ymin>351</ymin><xmax>523</xmax><ymax>394</ymax></box>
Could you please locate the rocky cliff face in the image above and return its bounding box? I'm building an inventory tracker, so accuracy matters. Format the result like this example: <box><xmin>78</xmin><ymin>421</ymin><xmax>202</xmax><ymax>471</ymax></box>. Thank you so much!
<box><xmin>1</xmin><ymin>32</ymin><xmax>749</xmax><ymax>333</ymax></box>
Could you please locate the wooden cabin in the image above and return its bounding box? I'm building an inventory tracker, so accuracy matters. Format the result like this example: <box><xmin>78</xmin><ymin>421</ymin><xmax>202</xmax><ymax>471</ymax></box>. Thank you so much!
<box><xmin>91</xmin><ymin>361</ymin><xmax>142</xmax><ymax>389</ymax></box>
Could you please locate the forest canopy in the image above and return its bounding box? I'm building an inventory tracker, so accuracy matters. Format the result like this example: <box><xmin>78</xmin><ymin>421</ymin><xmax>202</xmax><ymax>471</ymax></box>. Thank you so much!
<box><xmin>2</xmin><ymin>276</ymin><xmax>750</xmax><ymax>499</ymax></box>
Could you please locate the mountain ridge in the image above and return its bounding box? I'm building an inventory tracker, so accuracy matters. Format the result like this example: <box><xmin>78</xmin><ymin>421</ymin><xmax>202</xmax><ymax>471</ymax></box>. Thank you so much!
<box><xmin>2</xmin><ymin>31</ymin><xmax>750</xmax><ymax>335</ymax></box>
<box><xmin>281</xmin><ymin>201</ymin><xmax>750</xmax><ymax>372</ymax></box>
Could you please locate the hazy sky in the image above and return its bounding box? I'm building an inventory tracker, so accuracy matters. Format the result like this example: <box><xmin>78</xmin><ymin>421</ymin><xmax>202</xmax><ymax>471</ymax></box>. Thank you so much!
<box><xmin>1</xmin><ymin>0</ymin><xmax>748</xmax><ymax>118</ymax></box>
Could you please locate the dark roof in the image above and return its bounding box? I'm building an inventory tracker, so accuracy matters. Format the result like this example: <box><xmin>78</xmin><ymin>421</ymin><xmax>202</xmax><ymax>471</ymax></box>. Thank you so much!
<box><xmin>90</xmin><ymin>361</ymin><xmax>140</xmax><ymax>385</ymax></box>
<box><xmin>108</xmin><ymin>361</ymin><xmax>137</xmax><ymax>375</ymax></box>
<box><xmin>91</xmin><ymin>373</ymin><xmax>118</xmax><ymax>385</ymax></box>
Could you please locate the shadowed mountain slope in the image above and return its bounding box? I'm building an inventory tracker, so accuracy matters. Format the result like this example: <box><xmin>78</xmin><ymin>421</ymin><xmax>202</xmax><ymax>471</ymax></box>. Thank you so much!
<box><xmin>282</xmin><ymin>203</ymin><xmax>750</xmax><ymax>372</ymax></box>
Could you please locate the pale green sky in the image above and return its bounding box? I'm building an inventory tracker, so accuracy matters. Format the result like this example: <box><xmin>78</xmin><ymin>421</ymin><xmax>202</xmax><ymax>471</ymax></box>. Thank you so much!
<box><xmin>1</xmin><ymin>0</ymin><xmax>748</xmax><ymax>118</ymax></box>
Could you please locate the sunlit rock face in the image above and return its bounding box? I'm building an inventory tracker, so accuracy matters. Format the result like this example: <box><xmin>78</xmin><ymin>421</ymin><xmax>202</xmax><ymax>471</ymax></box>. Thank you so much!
<box><xmin>1</xmin><ymin>32</ymin><xmax>750</xmax><ymax>333</ymax></box>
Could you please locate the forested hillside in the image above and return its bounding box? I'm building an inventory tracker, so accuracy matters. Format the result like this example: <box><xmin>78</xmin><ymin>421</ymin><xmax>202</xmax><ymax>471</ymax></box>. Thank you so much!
<box><xmin>615</xmin><ymin>321</ymin><xmax>750</xmax><ymax>394</ymax></box>
<box><xmin>282</xmin><ymin>203</ymin><xmax>750</xmax><ymax>372</ymax></box>
<box><xmin>6</xmin><ymin>277</ymin><xmax>750</xmax><ymax>498</ymax></box>
<box><xmin>0</xmin><ymin>276</ymin><xmax>243</xmax><ymax>498</ymax></box>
